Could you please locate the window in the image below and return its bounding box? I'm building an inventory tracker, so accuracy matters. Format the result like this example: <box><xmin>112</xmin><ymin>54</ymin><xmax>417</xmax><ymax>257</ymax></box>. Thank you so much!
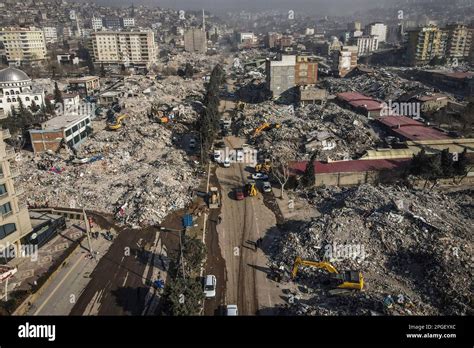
<box><xmin>0</xmin><ymin>202</ymin><xmax>12</xmax><ymax>215</ymax></box>
<box><xmin>0</xmin><ymin>223</ymin><xmax>16</xmax><ymax>240</ymax></box>
<box><xmin>65</xmin><ymin>129</ymin><xmax>72</xmax><ymax>137</ymax></box>
<box><xmin>34</xmin><ymin>96</ymin><xmax>38</xmax><ymax>100</ymax></box>
<box><xmin>25</xmin><ymin>97</ymin><xmax>30</xmax><ymax>101</ymax></box>
<box><xmin>0</xmin><ymin>184</ymin><xmax>6</xmax><ymax>196</ymax></box>
<box><xmin>12</xmin><ymin>98</ymin><xmax>16</xmax><ymax>102</ymax></box>
<box><xmin>7</xmin><ymin>98</ymin><xmax>11</xmax><ymax>103</ymax></box>
<box><xmin>72</xmin><ymin>125</ymin><xmax>78</xmax><ymax>133</ymax></box>
<box><xmin>73</xmin><ymin>135</ymin><xmax>80</xmax><ymax>143</ymax></box>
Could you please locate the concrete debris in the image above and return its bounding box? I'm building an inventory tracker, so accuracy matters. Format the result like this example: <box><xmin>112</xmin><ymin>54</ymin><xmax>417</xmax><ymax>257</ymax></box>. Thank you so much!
<box><xmin>17</xmin><ymin>75</ymin><xmax>206</xmax><ymax>228</ymax></box>
<box><xmin>268</xmin><ymin>184</ymin><xmax>473</xmax><ymax>315</ymax></box>
<box><xmin>234</xmin><ymin>101</ymin><xmax>378</xmax><ymax>160</ymax></box>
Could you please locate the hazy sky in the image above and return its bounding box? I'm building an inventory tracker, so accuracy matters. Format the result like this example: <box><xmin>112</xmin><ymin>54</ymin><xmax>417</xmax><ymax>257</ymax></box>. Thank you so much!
<box><xmin>93</xmin><ymin>0</ymin><xmax>395</xmax><ymax>15</ymax></box>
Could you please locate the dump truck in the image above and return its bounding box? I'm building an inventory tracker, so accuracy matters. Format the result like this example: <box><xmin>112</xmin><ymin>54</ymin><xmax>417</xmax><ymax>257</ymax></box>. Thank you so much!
<box><xmin>208</xmin><ymin>187</ymin><xmax>221</xmax><ymax>209</ymax></box>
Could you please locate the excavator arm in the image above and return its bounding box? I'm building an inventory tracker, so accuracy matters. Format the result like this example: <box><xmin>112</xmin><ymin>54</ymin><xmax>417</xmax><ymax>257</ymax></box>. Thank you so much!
<box><xmin>291</xmin><ymin>256</ymin><xmax>338</xmax><ymax>279</ymax></box>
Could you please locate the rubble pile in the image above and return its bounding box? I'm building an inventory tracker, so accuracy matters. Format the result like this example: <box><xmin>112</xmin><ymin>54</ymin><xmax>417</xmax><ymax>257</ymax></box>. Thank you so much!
<box><xmin>234</xmin><ymin>101</ymin><xmax>378</xmax><ymax>160</ymax></box>
<box><xmin>17</xmin><ymin>78</ymin><xmax>205</xmax><ymax>228</ymax></box>
<box><xmin>321</xmin><ymin>72</ymin><xmax>431</xmax><ymax>101</ymax></box>
<box><xmin>268</xmin><ymin>185</ymin><xmax>473</xmax><ymax>315</ymax></box>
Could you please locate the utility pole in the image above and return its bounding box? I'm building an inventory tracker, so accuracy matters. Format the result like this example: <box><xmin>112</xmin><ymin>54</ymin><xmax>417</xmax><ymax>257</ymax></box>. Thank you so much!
<box><xmin>82</xmin><ymin>208</ymin><xmax>96</xmax><ymax>260</ymax></box>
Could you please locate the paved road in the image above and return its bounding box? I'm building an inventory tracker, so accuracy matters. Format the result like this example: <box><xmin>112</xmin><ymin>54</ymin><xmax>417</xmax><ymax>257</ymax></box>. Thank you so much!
<box><xmin>69</xmin><ymin>220</ymin><xmax>168</xmax><ymax>315</ymax></box>
<box><xmin>205</xmin><ymin>136</ymin><xmax>284</xmax><ymax>315</ymax></box>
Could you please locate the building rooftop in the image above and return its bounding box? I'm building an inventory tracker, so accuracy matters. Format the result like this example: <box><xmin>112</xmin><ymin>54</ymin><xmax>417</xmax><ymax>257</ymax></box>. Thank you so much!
<box><xmin>39</xmin><ymin>113</ymin><xmax>89</xmax><ymax>130</ymax></box>
<box><xmin>377</xmin><ymin>115</ymin><xmax>451</xmax><ymax>141</ymax></box>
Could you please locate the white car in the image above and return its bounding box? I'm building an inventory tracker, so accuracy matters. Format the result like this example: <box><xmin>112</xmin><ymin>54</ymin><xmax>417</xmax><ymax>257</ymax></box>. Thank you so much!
<box><xmin>226</xmin><ymin>305</ymin><xmax>238</xmax><ymax>316</ymax></box>
<box><xmin>213</xmin><ymin>150</ymin><xmax>221</xmax><ymax>162</ymax></box>
<box><xmin>223</xmin><ymin>158</ymin><xmax>231</xmax><ymax>167</ymax></box>
<box><xmin>203</xmin><ymin>275</ymin><xmax>216</xmax><ymax>298</ymax></box>
<box><xmin>262</xmin><ymin>181</ymin><xmax>272</xmax><ymax>193</ymax></box>
<box><xmin>252</xmin><ymin>173</ymin><xmax>269</xmax><ymax>180</ymax></box>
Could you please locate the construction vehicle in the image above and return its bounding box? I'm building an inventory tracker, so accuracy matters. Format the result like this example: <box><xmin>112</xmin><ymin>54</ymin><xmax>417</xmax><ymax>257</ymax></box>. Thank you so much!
<box><xmin>245</xmin><ymin>180</ymin><xmax>258</xmax><ymax>197</ymax></box>
<box><xmin>107</xmin><ymin>114</ymin><xmax>128</xmax><ymax>130</ymax></box>
<box><xmin>208</xmin><ymin>187</ymin><xmax>221</xmax><ymax>209</ymax></box>
<box><xmin>253</xmin><ymin>122</ymin><xmax>281</xmax><ymax>137</ymax></box>
<box><xmin>291</xmin><ymin>256</ymin><xmax>364</xmax><ymax>291</ymax></box>
<box><xmin>255</xmin><ymin>159</ymin><xmax>272</xmax><ymax>173</ymax></box>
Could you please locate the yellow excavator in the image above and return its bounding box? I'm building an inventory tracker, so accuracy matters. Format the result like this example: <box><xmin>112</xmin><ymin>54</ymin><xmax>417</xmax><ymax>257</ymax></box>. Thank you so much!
<box><xmin>246</xmin><ymin>180</ymin><xmax>258</xmax><ymax>197</ymax></box>
<box><xmin>291</xmin><ymin>256</ymin><xmax>364</xmax><ymax>291</ymax></box>
<box><xmin>253</xmin><ymin>122</ymin><xmax>281</xmax><ymax>137</ymax></box>
<box><xmin>107</xmin><ymin>114</ymin><xmax>128</xmax><ymax>130</ymax></box>
<box><xmin>255</xmin><ymin>159</ymin><xmax>271</xmax><ymax>173</ymax></box>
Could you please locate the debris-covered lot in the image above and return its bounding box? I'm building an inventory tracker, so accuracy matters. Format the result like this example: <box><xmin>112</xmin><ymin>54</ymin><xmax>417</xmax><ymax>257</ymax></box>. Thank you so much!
<box><xmin>267</xmin><ymin>185</ymin><xmax>473</xmax><ymax>316</ymax></box>
<box><xmin>17</xmin><ymin>75</ymin><xmax>206</xmax><ymax>228</ymax></box>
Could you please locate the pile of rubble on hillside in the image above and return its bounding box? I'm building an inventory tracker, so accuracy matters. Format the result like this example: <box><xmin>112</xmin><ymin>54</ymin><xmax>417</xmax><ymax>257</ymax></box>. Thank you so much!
<box><xmin>267</xmin><ymin>184</ymin><xmax>473</xmax><ymax>316</ymax></box>
<box><xmin>233</xmin><ymin>101</ymin><xmax>379</xmax><ymax>160</ymax></box>
<box><xmin>16</xmin><ymin>77</ymin><xmax>204</xmax><ymax>228</ymax></box>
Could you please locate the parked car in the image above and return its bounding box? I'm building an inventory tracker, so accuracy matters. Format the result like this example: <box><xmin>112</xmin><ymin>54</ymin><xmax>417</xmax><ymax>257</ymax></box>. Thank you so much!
<box><xmin>262</xmin><ymin>181</ymin><xmax>272</xmax><ymax>193</ymax></box>
<box><xmin>226</xmin><ymin>305</ymin><xmax>238</xmax><ymax>316</ymax></box>
<box><xmin>223</xmin><ymin>158</ymin><xmax>231</xmax><ymax>168</ymax></box>
<box><xmin>252</xmin><ymin>173</ymin><xmax>269</xmax><ymax>180</ymax></box>
<box><xmin>213</xmin><ymin>150</ymin><xmax>221</xmax><ymax>162</ymax></box>
<box><xmin>234</xmin><ymin>187</ymin><xmax>244</xmax><ymax>200</ymax></box>
<box><xmin>203</xmin><ymin>275</ymin><xmax>216</xmax><ymax>298</ymax></box>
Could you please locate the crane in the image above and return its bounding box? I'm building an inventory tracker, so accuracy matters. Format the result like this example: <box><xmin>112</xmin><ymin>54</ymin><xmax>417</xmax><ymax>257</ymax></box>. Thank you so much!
<box><xmin>291</xmin><ymin>256</ymin><xmax>364</xmax><ymax>291</ymax></box>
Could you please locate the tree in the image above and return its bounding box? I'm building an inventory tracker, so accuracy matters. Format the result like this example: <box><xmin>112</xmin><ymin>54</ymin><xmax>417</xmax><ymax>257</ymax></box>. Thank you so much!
<box><xmin>301</xmin><ymin>150</ymin><xmax>318</xmax><ymax>187</ymax></box>
<box><xmin>160</xmin><ymin>277</ymin><xmax>204</xmax><ymax>316</ymax></box>
<box><xmin>453</xmin><ymin>148</ymin><xmax>470</xmax><ymax>183</ymax></box>
<box><xmin>272</xmin><ymin>151</ymin><xmax>291</xmax><ymax>199</ymax></box>
<box><xmin>182</xmin><ymin>236</ymin><xmax>205</xmax><ymax>274</ymax></box>
<box><xmin>184</xmin><ymin>63</ymin><xmax>194</xmax><ymax>78</ymax></box>
<box><xmin>100</xmin><ymin>64</ymin><xmax>106</xmax><ymax>77</ymax></box>
<box><xmin>440</xmin><ymin>149</ymin><xmax>454</xmax><ymax>178</ymax></box>
<box><xmin>53</xmin><ymin>82</ymin><xmax>63</xmax><ymax>106</ymax></box>
<box><xmin>29</xmin><ymin>100</ymin><xmax>40</xmax><ymax>113</ymax></box>
<box><xmin>409</xmin><ymin>149</ymin><xmax>443</xmax><ymax>189</ymax></box>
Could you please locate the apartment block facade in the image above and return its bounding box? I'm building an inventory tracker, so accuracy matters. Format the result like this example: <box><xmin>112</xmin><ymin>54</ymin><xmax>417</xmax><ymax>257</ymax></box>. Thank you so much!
<box><xmin>406</xmin><ymin>25</ymin><xmax>447</xmax><ymax>65</ymax></box>
<box><xmin>184</xmin><ymin>29</ymin><xmax>207</xmax><ymax>53</ymax></box>
<box><xmin>295</xmin><ymin>56</ymin><xmax>318</xmax><ymax>86</ymax></box>
<box><xmin>0</xmin><ymin>27</ymin><xmax>47</xmax><ymax>64</ymax></box>
<box><xmin>90</xmin><ymin>30</ymin><xmax>156</xmax><ymax>67</ymax></box>
<box><xmin>445</xmin><ymin>23</ymin><xmax>472</xmax><ymax>62</ymax></box>
<box><xmin>0</xmin><ymin>128</ymin><xmax>32</xmax><ymax>255</ymax></box>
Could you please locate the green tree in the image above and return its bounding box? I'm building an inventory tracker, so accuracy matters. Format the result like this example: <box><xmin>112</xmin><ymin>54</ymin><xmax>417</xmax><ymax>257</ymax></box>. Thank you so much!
<box><xmin>100</xmin><ymin>64</ymin><xmax>106</xmax><ymax>77</ymax></box>
<box><xmin>440</xmin><ymin>149</ymin><xmax>454</xmax><ymax>178</ymax></box>
<box><xmin>182</xmin><ymin>236</ymin><xmax>205</xmax><ymax>272</ymax></box>
<box><xmin>53</xmin><ymin>82</ymin><xmax>63</xmax><ymax>106</ymax></box>
<box><xmin>301</xmin><ymin>150</ymin><xmax>318</xmax><ymax>187</ymax></box>
<box><xmin>29</xmin><ymin>100</ymin><xmax>40</xmax><ymax>113</ymax></box>
<box><xmin>410</xmin><ymin>149</ymin><xmax>443</xmax><ymax>188</ymax></box>
<box><xmin>453</xmin><ymin>148</ymin><xmax>469</xmax><ymax>180</ymax></box>
<box><xmin>161</xmin><ymin>277</ymin><xmax>204</xmax><ymax>316</ymax></box>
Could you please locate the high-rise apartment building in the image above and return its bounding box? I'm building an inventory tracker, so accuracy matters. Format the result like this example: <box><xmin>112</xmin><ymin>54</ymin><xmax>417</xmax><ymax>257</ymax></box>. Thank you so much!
<box><xmin>90</xmin><ymin>30</ymin><xmax>156</xmax><ymax>67</ymax></box>
<box><xmin>365</xmin><ymin>22</ymin><xmax>387</xmax><ymax>43</ymax></box>
<box><xmin>445</xmin><ymin>23</ymin><xmax>472</xmax><ymax>62</ymax></box>
<box><xmin>0</xmin><ymin>28</ymin><xmax>47</xmax><ymax>64</ymax></box>
<box><xmin>266</xmin><ymin>55</ymin><xmax>296</xmax><ymax>98</ymax></box>
<box><xmin>184</xmin><ymin>28</ymin><xmax>207</xmax><ymax>53</ymax></box>
<box><xmin>295</xmin><ymin>56</ymin><xmax>318</xmax><ymax>86</ymax></box>
<box><xmin>0</xmin><ymin>127</ymin><xmax>32</xmax><ymax>254</ymax></box>
<box><xmin>355</xmin><ymin>35</ymin><xmax>379</xmax><ymax>56</ymax></box>
<box><xmin>406</xmin><ymin>25</ymin><xmax>447</xmax><ymax>65</ymax></box>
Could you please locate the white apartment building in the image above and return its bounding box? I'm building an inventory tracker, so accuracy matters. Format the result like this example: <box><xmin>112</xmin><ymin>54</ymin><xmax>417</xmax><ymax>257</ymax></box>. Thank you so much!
<box><xmin>356</xmin><ymin>35</ymin><xmax>379</xmax><ymax>56</ymax></box>
<box><xmin>42</xmin><ymin>26</ymin><xmax>58</xmax><ymax>43</ymax></box>
<box><xmin>0</xmin><ymin>28</ymin><xmax>47</xmax><ymax>64</ymax></box>
<box><xmin>122</xmin><ymin>18</ymin><xmax>135</xmax><ymax>28</ymax></box>
<box><xmin>365</xmin><ymin>22</ymin><xmax>387</xmax><ymax>43</ymax></box>
<box><xmin>91</xmin><ymin>17</ymin><xmax>103</xmax><ymax>30</ymax></box>
<box><xmin>90</xmin><ymin>30</ymin><xmax>156</xmax><ymax>67</ymax></box>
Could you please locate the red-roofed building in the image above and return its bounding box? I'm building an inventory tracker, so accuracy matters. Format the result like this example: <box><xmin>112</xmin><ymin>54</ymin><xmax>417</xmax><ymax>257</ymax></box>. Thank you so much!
<box><xmin>336</xmin><ymin>92</ymin><xmax>384</xmax><ymax>117</ymax></box>
<box><xmin>289</xmin><ymin>158</ymin><xmax>410</xmax><ymax>186</ymax></box>
<box><xmin>377</xmin><ymin>115</ymin><xmax>451</xmax><ymax>141</ymax></box>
